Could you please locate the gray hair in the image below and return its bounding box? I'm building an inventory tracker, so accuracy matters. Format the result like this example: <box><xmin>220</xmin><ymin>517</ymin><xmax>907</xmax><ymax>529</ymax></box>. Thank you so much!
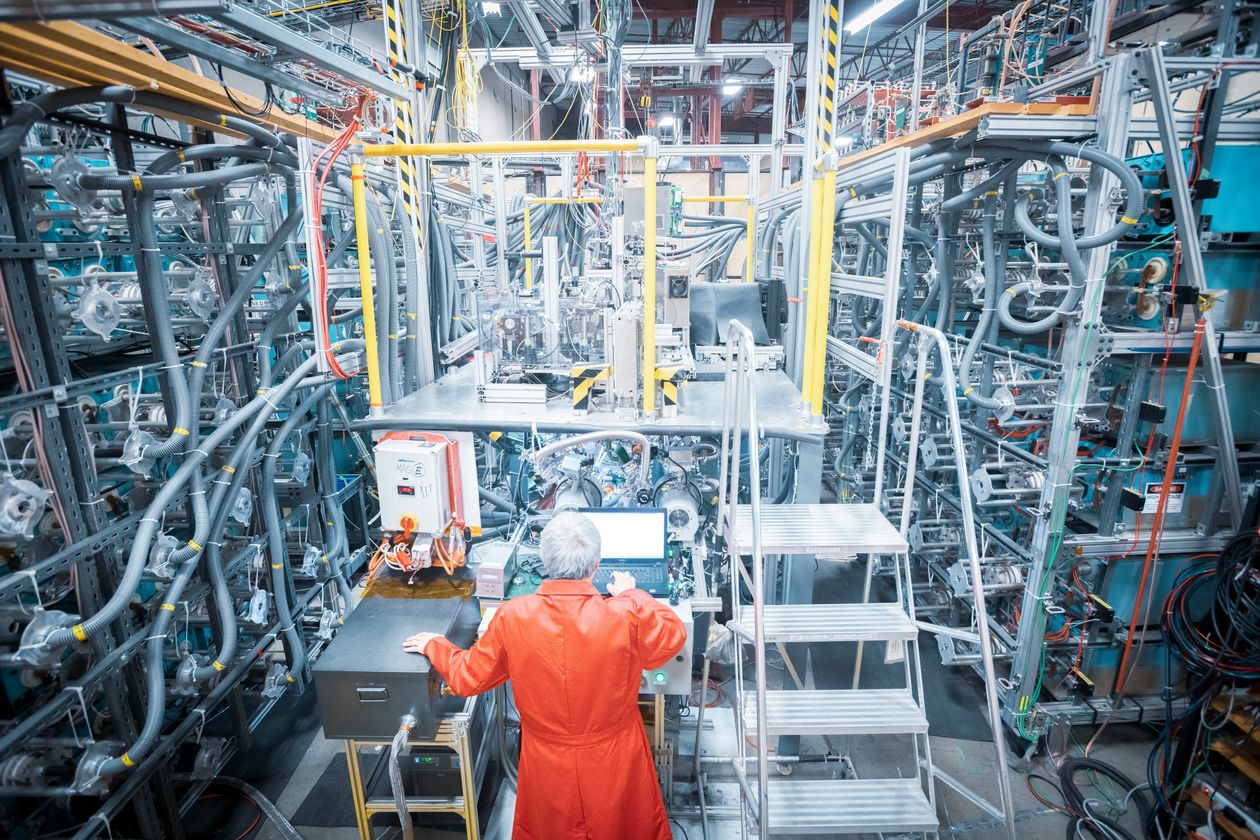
<box><xmin>539</xmin><ymin>511</ymin><xmax>602</xmax><ymax>580</ymax></box>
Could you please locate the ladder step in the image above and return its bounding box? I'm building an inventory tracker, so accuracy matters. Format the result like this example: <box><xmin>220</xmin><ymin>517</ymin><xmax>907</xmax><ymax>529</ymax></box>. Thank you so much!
<box><xmin>744</xmin><ymin>689</ymin><xmax>928</xmax><ymax>736</ymax></box>
<box><xmin>766</xmin><ymin>778</ymin><xmax>938</xmax><ymax>835</ymax></box>
<box><xmin>732</xmin><ymin>503</ymin><xmax>908</xmax><ymax>555</ymax></box>
<box><xmin>735</xmin><ymin>602</ymin><xmax>917</xmax><ymax>643</ymax></box>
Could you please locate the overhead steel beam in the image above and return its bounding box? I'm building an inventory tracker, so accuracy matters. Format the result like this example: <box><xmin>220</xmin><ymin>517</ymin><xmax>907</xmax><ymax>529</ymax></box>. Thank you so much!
<box><xmin>690</xmin><ymin>0</ymin><xmax>717</xmax><ymax>82</ymax></box>
<box><xmin>834</xmin><ymin>0</ymin><xmax>948</xmax><ymax>78</ymax></box>
<box><xmin>211</xmin><ymin>1</ymin><xmax>407</xmax><ymax>99</ymax></box>
<box><xmin>113</xmin><ymin>16</ymin><xmax>333</xmax><ymax>103</ymax></box>
<box><xmin>657</xmin><ymin>142</ymin><xmax>802</xmax><ymax>156</ymax></box>
<box><xmin>509</xmin><ymin>0</ymin><xmax>564</xmax><ymax>84</ymax></box>
<box><xmin>475</xmin><ymin>43</ymin><xmax>791</xmax><ymax>70</ymax></box>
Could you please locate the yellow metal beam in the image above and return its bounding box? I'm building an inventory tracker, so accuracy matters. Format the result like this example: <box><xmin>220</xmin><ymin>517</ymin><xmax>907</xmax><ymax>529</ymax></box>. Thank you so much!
<box><xmin>352</xmin><ymin>163</ymin><xmax>384</xmax><ymax>412</ymax></box>
<box><xmin>800</xmin><ymin>176</ymin><xmax>825</xmax><ymax>413</ymax></box>
<box><xmin>363</xmin><ymin>139</ymin><xmax>641</xmax><ymax>157</ymax></box>
<box><xmin>808</xmin><ymin>168</ymin><xmax>838</xmax><ymax>417</ymax></box>
<box><xmin>643</xmin><ymin>155</ymin><xmax>658</xmax><ymax>415</ymax></box>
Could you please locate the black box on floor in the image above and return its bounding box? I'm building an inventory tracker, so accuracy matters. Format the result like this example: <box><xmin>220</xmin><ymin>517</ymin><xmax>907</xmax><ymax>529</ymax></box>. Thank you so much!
<box><xmin>313</xmin><ymin>595</ymin><xmax>479</xmax><ymax>740</ymax></box>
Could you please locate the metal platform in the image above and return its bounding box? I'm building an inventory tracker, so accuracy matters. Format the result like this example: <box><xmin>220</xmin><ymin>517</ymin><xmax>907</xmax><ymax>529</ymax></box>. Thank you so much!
<box><xmin>731</xmin><ymin>503</ymin><xmax>908</xmax><ymax>554</ymax></box>
<box><xmin>733</xmin><ymin>603</ymin><xmax>917</xmax><ymax>643</ymax></box>
<box><xmin>744</xmin><ymin>689</ymin><xmax>928</xmax><ymax>736</ymax></box>
<box><xmin>377</xmin><ymin>364</ymin><xmax>824</xmax><ymax>441</ymax></box>
<box><xmin>765</xmin><ymin>778</ymin><xmax>939</xmax><ymax>835</ymax></box>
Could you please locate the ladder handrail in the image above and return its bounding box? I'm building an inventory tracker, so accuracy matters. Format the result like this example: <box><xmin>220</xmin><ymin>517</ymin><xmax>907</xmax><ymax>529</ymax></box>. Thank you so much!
<box><xmin>717</xmin><ymin>320</ymin><xmax>769</xmax><ymax>840</ymax></box>
<box><xmin>896</xmin><ymin>319</ymin><xmax>1017</xmax><ymax>838</ymax></box>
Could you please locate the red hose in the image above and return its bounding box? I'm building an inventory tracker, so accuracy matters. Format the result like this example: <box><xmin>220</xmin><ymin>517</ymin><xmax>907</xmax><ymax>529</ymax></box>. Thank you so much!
<box><xmin>1113</xmin><ymin>319</ymin><xmax>1205</xmax><ymax>695</ymax></box>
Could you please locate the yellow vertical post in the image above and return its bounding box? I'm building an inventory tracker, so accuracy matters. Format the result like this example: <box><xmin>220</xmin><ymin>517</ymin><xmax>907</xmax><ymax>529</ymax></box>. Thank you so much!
<box><xmin>352</xmin><ymin>162</ymin><xmax>384</xmax><ymax>412</ymax></box>
<box><xmin>524</xmin><ymin>203</ymin><xmax>534</xmax><ymax>291</ymax></box>
<box><xmin>808</xmin><ymin>166</ymin><xmax>838</xmax><ymax>417</ymax></box>
<box><xmin>800</xmin><ymin>176</ymin><xmax>825</xmax><ymax>412</ymax></box>
<box><xmin>643</xmin><ymin>153</ymin><xmax>658</xmax><ymax>414</ymax></box>
<box><xmin>745</xmin><ymin>198</ymin><xmax>756</xmax><ymax>283</ymax></box>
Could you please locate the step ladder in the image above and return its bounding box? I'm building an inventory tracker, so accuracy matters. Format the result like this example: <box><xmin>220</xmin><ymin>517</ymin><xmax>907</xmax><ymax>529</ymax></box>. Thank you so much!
<box><xmin>714</xmin><ymin>321</ymin><xmax>937</xmax><ymax>839</ymax></box>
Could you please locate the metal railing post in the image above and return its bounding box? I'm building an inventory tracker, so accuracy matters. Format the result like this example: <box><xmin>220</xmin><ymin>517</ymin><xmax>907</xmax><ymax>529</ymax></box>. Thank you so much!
<box><xmin>897</xmin><ymin>319</ymin><xmax>1016</xmax><ymax>838</ymax></box>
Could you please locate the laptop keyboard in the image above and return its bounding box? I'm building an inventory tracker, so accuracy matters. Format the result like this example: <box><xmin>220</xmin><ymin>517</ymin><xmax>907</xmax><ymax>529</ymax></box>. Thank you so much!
<box><xmin>591</xmin><ymin>561</ymin><xmax>669</xmax><ymax>596</ymax></box>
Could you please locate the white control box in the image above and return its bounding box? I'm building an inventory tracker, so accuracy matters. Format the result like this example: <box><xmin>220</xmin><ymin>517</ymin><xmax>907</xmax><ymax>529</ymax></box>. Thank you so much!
<box><xmin>375</xmin><ymin>436</ymin><xmax>452</xmax><ymax>534</ymax></box>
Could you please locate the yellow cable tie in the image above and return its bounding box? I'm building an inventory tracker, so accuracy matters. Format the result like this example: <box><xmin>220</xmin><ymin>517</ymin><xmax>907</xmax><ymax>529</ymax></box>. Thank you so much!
<box><xmin>1006</xmin><ymin>288</ymin><xmax>1018</xmax><ymax>297</ymax></box>
<box><xmin>212</xmin><ymin>660</ymin><xmax>225</xmax><ymax>672</ymax></box>
<box><xmin>963</xmin><ymin>386</ymin><xmax>974</xmax><ymax>395</ymax></box>
<box><xmin>176</xmin><ymin>149</ymin><xmax>185</xmax><ymax>162</ymax></box>
<box><xmin>187</xmin><ymin>540</ymin><xmax>203</xmax><ymax>552</ymax></box>
<box><xmin>848</xmin><ymin>187</ymin><xmax>857</xmax><ymax>198</ymax></box>
<box><xmin>1121</xmin><ymin>215</ymin><xmax>1138</xmax><ymax>225</ymax></box>
<box><xmin>285</xmin><ymin>673</ymin><xmax>295</xmax><ymax>683</ymax></box>
<box><xmin>189</xmin><ymin>360</ymin><xmax>208</xmax><ymax>368</ymax></box>
<box><xmin>160</xmin><ymin>603</ymin><xmax>176</xmax><ymax>611</ymax></box>
<box><xmin>287</xmin><ymin>264</ymin><xmax>301</xmax><ymax>271</ymax></box>
<box><xmin>220</xmin><ymin>114</ymin><xmax>228</xmax><ymax>126</ymax></box>
<box><xmin>222</xmin><ymin>465</ymin><xmax>236</xmax><ymax>474</ymax></box>
<box><xmin>131</xmin><ymin>173</ymin><xmax>142</xmax><ymax>191</ymax></box>
<box><xmin>1053</xmin><ymin>171</ymin><xmax>1070</xmax><ymax>180</ymax></box>
<box><xmin>173</xmin><ymin>427</ymin><xmax>190</xmax><ymax>436</ymax></box>
<box><xmin>983</xmin><ymin>190</ymin><xmax>998</xmax><ymax>196</ymax></box>
<box><xmin>271</xmin><ymin>563</ymin><xmax>282</xmax><ymax>569</ymax></box>
<box><xmin>121</xmin><ymin>752</ymin><xmax>135</xmax><ymax>767</ymax></box>
<box><xmin>72</xmin><ymin>624</ymin><xmax>87</xmax><ymax>642</ymax></box>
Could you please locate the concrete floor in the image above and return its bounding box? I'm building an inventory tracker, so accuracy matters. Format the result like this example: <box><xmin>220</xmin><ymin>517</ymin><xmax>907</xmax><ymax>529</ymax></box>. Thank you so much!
<box><xmin>250</xmin><ymin>708</ymin><xmax>1154</xmax><ymax>840</ymax></box>
<box><xmin>246</xmin><ymin>575</ymin><xmax>1155</xmax><ymax>839</ymax></box>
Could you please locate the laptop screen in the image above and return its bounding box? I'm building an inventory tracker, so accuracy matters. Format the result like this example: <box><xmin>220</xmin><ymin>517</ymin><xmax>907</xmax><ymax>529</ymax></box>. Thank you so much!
<box><xmin>579</xmin><ymin>508</ymin><xmax>668</xmax><ymax>561</ymax></box>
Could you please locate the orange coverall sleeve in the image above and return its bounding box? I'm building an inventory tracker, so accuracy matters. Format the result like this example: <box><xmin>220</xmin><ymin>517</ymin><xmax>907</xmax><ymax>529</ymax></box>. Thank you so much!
<box><xmin>615</xmin><ymin>589</ymin><xmax>687</xmax><ymax>669</ymax></box>
<box><xmin>422</xmin><ymin>612</ymin><xmax>510</xmax><ymax>697</ymax></box>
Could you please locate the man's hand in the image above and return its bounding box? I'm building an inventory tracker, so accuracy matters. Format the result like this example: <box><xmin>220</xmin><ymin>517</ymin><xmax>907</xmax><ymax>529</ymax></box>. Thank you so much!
<box><xmin>606</xmin><ymin>570</ymin><xmax>637</xmax><ymax>597</ymax></box>
<box><xmin>403</xmin><ymin>632</ymin><xmax>443</xmax><ymax>655</ymax></box>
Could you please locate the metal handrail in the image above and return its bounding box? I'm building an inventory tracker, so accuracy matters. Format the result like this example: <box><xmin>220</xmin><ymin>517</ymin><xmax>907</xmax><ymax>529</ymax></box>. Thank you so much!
<box><xmin>896</xmin><ymin>319</ymin><xmax>1017</xmax><ymax>838</ymax></box>
<box><xmin>717</xmin><ymin>320</ymin><xmax>769</xmax><ymax>840</ymax></box>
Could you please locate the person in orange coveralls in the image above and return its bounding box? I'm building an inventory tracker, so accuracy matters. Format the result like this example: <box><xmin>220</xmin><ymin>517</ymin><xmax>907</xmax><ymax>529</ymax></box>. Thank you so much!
<box><xmin>403</xmin><ymin>510</ymin><xmax>687</xmax><ymax>840</ymax></box>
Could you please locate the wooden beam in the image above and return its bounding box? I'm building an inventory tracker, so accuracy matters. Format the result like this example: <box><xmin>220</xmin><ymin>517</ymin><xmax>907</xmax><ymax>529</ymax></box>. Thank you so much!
<box><xmin>0</xmin><ymin>21</ymin><xmax>340</xmax><ymax>144</ymax></box>
<box><xmin>839</xmin><ymin>101</ymin><xmax>1094</xmax><ymax>167</ymax></box>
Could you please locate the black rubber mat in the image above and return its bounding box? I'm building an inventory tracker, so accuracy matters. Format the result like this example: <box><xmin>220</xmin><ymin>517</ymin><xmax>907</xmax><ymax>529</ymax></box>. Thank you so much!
<box><xmin>189</xmin><ymin>687</ymin><xmax>323</xmax><ymax>839</ymax></box>
<box><xmin>809</xmin><ymin>559</ymin><xmax>994</xmax><ymax>741</ymax></box>
<box><xmin>291</xmin><ymin>752</ymin><xmax>356</xmax><ymax>827</ymax></box>
<box><xmin>291</xmin><ymin>752</ymin><xmax>481</xmax><ymax>832</ymax></box>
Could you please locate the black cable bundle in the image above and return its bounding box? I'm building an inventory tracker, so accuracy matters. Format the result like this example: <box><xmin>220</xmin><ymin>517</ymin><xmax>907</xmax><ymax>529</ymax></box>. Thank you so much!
<box><xmin>1165</xmin><ymin>532</ymin><xmax>1260</xmax><ymax>682</ymax></box>
<box><xmin>1058</xmin><ymin>758</ymin><xmax>1150</xmax><ymax>840</ymax></box>
<box><xmin>1146</xmin><ymin>531</ymin><xmax>1260</xmax><ymax>836</ymax></box>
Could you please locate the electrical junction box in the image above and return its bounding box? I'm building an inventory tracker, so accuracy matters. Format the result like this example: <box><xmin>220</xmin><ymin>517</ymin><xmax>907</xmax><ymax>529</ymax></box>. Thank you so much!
<box><xmin>471</xmin><ymin>539</ymin><xmax>517</xmax><ymax>601</ymax></box>
<box><xmin>375</xmin><ymin>435</ymin><xmax>453</xmax><ymax>534</ymax></box>
<box><xmin>640</xmin><ymin>599</ymin><xmax>694</xmax><ymax>694</ymax></box>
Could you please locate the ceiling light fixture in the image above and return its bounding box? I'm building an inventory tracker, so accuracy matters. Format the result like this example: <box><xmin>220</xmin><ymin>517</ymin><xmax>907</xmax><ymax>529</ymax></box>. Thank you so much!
<box><xmin>722</xmin><ymin>82</ymin><xmax>743</xmax><ymax>96</ymax></box>
<box><xmin>844</xmin><ymin>0</ymin><xmax>911</xmax><ymax>34</ymax></box>
<box><xmin>659</xmin><ymin>116</ymin><xmax>679</xmax><ymax>129</ymax></box>
<box><xmin>482</xmin><ymin>2</ymin><xmax>502</xmax><ymax>15</ymax></box>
